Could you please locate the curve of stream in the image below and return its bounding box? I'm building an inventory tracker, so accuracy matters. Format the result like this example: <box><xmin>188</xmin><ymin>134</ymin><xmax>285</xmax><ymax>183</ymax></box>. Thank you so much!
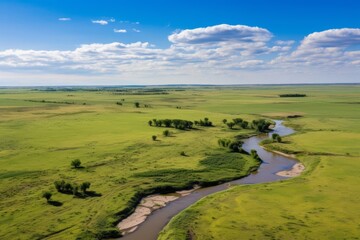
<box><xmin>119</xmin><ymin>120</ymin><xmax>299</xmax><ymax>240</ymax></box>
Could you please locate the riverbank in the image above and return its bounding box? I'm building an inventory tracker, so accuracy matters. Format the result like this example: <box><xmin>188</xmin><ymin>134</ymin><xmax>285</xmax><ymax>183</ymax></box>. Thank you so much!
<box><xmin>119</xmin><ymin>121</ymin><xmax>300</xmax><ymax>240</ymax></box>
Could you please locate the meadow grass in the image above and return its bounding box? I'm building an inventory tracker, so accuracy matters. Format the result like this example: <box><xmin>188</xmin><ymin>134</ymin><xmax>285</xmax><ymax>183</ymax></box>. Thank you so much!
<box><xmin>0</xmin><ymin>87</ymin><xmax>261</xmax><ymax>239</ymax></box>
<box><xmin>0</xmin><ymin>85</ymin><xmax>358</xmax><ymax>239</ymax></box>
<box><xmin>158</xmin><ymin>85</ymin><xmax>360</xmax><ymax>240</ymax></box>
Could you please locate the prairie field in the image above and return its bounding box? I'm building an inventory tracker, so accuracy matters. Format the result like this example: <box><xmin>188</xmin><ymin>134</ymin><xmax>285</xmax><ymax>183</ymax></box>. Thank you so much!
<box><xmin>0</xmin><ymin>85</ymin><xmax>359</xmax><ymax>239</ymax></box>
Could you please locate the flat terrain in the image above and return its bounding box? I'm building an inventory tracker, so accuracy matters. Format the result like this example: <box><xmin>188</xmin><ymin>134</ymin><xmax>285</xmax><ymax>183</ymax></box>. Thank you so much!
<box><xmin>0</xmin><ymin>85</ymin><xmax>359</xmax><ymax>239</ymax></box>
<box><xmin>158</xmin><ymin>85</ymin><xmax>360</xmax><ymax>240</ymax></box>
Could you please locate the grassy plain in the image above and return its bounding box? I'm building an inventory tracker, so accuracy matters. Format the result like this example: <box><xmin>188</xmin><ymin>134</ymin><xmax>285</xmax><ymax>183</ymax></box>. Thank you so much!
<box><xmin>158</xmin><ymin>85</ymin><xmax>360</xmax><ymax>240</ymax></box>
<box><xmin>0</xmin><ymin>85</ymin><xmax>358</xmax><ymax>239</ymax></box>
<box><xmin>0</xmin><ymin>86</ymin><xmax>262</xmax><ymax>239</ymax></box>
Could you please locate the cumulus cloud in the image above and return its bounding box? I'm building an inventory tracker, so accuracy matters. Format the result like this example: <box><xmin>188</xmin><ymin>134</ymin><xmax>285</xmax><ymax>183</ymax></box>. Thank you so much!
<box><xmin>58</xmin><ymin>18</ymin><xmax>71</xmax><ymax>21</ymax></box>
<box><xmin>114</xmin><ymin>29</ymin><xmax>127</xmax><ymax>33</ymax></box>
<box><xmin>272</xmin><ymin>28</ymin><xmax>360</xmax><ymax>67</ymax></box>
<box><xmin>168</xmin><ymin>24</ymin><xmax>272</xmax><ymax>44</ymax></box>
<box><xmin>0</xmin><ymin>25</ymin><xmax>359</xmax><ymax>84</ymax></box>
<box><xmin>92</xmin><ymin>20</ymin><xmax>108</xmax><ymax>25</ymax></box>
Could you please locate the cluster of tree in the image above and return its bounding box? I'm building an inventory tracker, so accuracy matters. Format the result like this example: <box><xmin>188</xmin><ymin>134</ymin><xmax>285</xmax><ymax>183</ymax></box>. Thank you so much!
<box><xmin>149</xmin><ymin>119</ymin><xmax>194</xmax><ymax>130</ymax></box>
<box><xmin>271</xmin><ymin>133</ymin><xmax>282</xmax><ymax>143</ymax></box>
<box><xmin>223</xmin><ymin>118</ymin><xmax>249</xmax><ymax>129</ymax></box>
<box><xmin>54</xmin><ymin>180</ymin><xmax>91</xmax><ymax>195</ymax></box>
<box><xmin>194</xmin><ymin>118</ymin><xmax>213</xmax><ymax>127</ymax></box>
<box><xmin>279</xmin><ymin>94</ymin><xmax>306</xmax><ymax>97</ymax></box>
<box><xmin>252</xmin><ymin>119</ymin><xmax>272</xmax><ymax>132</ymax></box>
<box><xmin>218</xmin><ymin>138</ymin><xmax>244</xmax><ymax>152</ymax></box>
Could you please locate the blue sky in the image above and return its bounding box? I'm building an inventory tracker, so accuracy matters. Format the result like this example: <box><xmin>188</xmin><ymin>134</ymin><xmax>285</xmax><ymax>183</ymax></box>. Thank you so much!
<box><xmin>0</xmin><ymin>0</ymin><xmax>359</xmax><ymax>85</ymax></box>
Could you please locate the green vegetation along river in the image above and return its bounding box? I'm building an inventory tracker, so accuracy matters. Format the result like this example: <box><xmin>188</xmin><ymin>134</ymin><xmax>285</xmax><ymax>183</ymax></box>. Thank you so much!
<box><xmin>120</xmin><ymin>120</ymin><xmax>299</xmax><ymax>240</ymax></box>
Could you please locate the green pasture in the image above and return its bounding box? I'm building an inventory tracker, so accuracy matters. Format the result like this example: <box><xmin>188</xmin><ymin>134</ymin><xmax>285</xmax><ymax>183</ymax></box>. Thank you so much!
<box><xmin>0</xmin><ymin>85</ymin><xmax>358</xmax><ymax>239</ymax></box>
<box><xmin>158</xmin><ymin>85</ymin><xmax>360</xmax><ymax>240</ymax></box>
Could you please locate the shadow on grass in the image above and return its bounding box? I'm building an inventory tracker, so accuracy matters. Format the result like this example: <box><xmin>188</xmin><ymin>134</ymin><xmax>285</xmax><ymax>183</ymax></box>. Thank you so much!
<box><xmin>48</xmin><ymin>200</ymin><xmax>63</xmax><ymax>207</ymax></box>
<box><xmin>74</xmin><ymin>191</ymin><xmax>102</xmax><ymax>199</ymax></box>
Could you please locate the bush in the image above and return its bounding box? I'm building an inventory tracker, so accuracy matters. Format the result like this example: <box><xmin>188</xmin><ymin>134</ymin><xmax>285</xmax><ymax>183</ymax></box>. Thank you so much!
<box><xmin>71</xmin><ymin>159</ymin><xmax>82</xmax><ymax>168</ymax></box>
<box><xmin>152</xmin><ymin>135</ymin><xmax>157</xmax><ymax>141</ymax></box>
<box><xmin>180</xmin><ymin>151</ymin><xmax>186</xmax><ymax>156</ymax></box>
<box><xmin>163</xmin><ymin>130</ymin><xmax>170</xmax><ymax>137</ymax></box>
<box><xmin>134</xmin><ymin>102</ymin><xmax>140</xmax><ymax>108</ymax></box>
<box><xmin>42</xmin><ymin>191</ymin><xmax>52</xmax><ymax>202</ymax></box>
<box><xmin>80</xmin><ymin>182</ymin><xmax>91</xmax><ymax>193</ymax></box>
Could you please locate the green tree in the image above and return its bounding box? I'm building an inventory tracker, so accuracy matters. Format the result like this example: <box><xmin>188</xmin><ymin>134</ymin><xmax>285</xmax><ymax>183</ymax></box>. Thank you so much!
<box><xmin>71</xmin><ymin>159</ymin><xmax>82</xmax><ymax>169</ymax></box>
<box><xmin>222</xmin><ymin>119</ymin><xmax>227</xmax><ymax>124</ymax></box>
<box><xmin>163</xmin><ymin>130</ymin><xmax>170</xmax><ymax>137</ymax></box>
<box><xmin>227</xmin><ymin>122</ymin><xmax>235</xmax><ymax>129</ymax></box>
<box><xmin>80</xmin><ymin>182</ymin><xmax>91</xmax><ymax>193</ymax></box>
<box><xmin>152</xmin><ymin>135</ymin><xmax>157</xmax><ymax>141</ymax></box>
<box><xmin>42</xmin><ymin>191</ymin><xmax>52</xmax><ymax>202</ymax></box>
<box><xmin>148</xmin><ymin>120</ymin><xmax>153</xmax><ymax>126</ymax></box>
<box><xmin>134</xmin><ymin>102</ymin><xmax>140</xmax><ymax>108</ymax></box>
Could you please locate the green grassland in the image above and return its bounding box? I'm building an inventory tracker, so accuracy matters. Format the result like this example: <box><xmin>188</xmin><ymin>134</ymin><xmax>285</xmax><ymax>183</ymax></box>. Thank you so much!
<box><xmin>158</xmin><ymin>85</ymin><xmax>360</xmax><ymax>240</ymax></box>
<box><xmin>0</xmin><ymin>85</ymin><xmax>358</xmax><ymax>239</ymax></box>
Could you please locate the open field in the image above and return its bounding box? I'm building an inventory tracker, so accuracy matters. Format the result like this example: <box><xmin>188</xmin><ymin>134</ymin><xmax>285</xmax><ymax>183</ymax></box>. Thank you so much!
<box><xmin>158</xmin><ymin>85</ymin><xmax>360</xmax><ymax>240</ymax></box>
<box><xmin>0</xmin><ymin>85</ymin><xmax>359</xmax><ymax>239</ymax></box>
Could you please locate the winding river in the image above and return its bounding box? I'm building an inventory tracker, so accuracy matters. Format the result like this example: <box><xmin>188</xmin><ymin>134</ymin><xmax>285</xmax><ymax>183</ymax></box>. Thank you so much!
<box><xmin>120</xmin><ymin>120</ymin><xmax>298</xmax><ymax>240</ymax></box>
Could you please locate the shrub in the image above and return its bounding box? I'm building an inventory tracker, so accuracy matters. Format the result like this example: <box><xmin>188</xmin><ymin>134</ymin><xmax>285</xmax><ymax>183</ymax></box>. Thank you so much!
<box><xmin>222</xmin><ymin>119</ymin><xmax>227</xmax><ymax>124</ymax></box>
<box><xmin>152</xmin><ymin>135</ymin><xmax>157</xmax><ymax>141</ymax></box>
<box><xmin>180</xmin><ymin>151</ymin><xmax>186</xmax><ymax>156</ymax></box>
<box><xmin>42</xmin><ymin>191</ymin><xmax>52</xmax><ymax>202</ymax></box>
<box><xmin>134</xmin><ymin>102</ymin><xmax>140</xmax><ymax>108</ymax></box>
<box><xmin>80</xmin><ymin>182</ymin><xmax>91</xmax><ymax>193</ymax></box>
<box><xmin>71</xmin><ymin>159</ymin><xmax>82</xmax><ymax>168</ymax></box>
<box><xmin>163</xmin><ymin>130</ymin><xmax>170</xmax><ymax>137</ymax></box>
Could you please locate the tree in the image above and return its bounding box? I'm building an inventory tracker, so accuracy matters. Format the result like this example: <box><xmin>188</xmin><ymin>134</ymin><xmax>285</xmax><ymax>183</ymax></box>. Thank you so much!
<box><xmin>180</xmin><ymin>151</ymin><xmax>186</xmax><ymax>156</ymax></box>
<box><xmin>72</xmin><ymin>184</ymin><xmax>79</xmax><ymax>196</ymax></box>
<box><xmin>222</xmin><ymin>119</ymin><xmax>227</xmax><ymax>124</ymax></box>
<box><xmin>233</xmin><ymin>118</ymin><xmax>243</xmax><ymax>125</ymax></box>
<box><xmin>276</xmin><ymin>135</ymin><xmax>282</xmax><ymax>143</ymax></box>
<box><xmin>152</xmin><ymin>135</ymin><xmax>157</xmax><ymax>141</ymax></box>
<box><xmin>228</xmin><ymin>140</ymin><xmax>243</xmax><ymax>152</ymax></box>
<box><xmin>241</xmin><ymin>121</ymin><xmax>248</xmax><ymax>129</ymax></box>
<box><xmin>148</xmin><ymin>120</ymin><xmax>153</xmax><ymax>126</ymax></box>
<box><xmin>80</xmin><ymin>182</ymin><xmax>91</xmax><ymax>193</ymax></box>
<box><xmin>134</xmin><ymin>102</ymin><xmax>140</xmax><ymax>108</ymax></box>
<box><xmin>54</xmin><ymin>180</ymin><xmax>65</xmax><ymax>192</ymax></box>
<box><xmin>272</xmin><ymin>133</ymin><xmax>279</xmax><ymax>140</ymax></box>
<box><xmin>42</xmin><ymin>191</ymin><xmax>52</xmax><ymax>202</ymax></box>
<box><xmin>71</xmin><ymin>159</ymin><xmax>82</xmax><ymax>168</ymax></box>
<box><xmin>227</xmin><ymin>122</ymin><xmax>235</xmax><ymax>129</ymax></box>
<box><xmin>163</xmin><ymin>130</ymin><xmax>170</xmax><ymax>137</ymax></box>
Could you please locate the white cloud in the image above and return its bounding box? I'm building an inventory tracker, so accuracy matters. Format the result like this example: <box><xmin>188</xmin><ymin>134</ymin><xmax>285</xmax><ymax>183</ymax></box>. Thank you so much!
<box><xmin>168</xmin><ymin>24</ymin><xmax>272</xmax><ymax>44</ymax></box>
<box><xmin>272</xmin><ymin>28</ymin><xmax>360</xmax><ymax>67</ymax></box>
<box><xmin>133</xmin><ymin>28</ymin><xmax>141</xmax><ymax>33</ymax></box>
<box><xmin>58</xmin><ymin>18</ymin><xmax>71</xmax><ymax>21</ymax></box>
<box><xmin>92</xmin><ymin>20</ymin><xmax>108</xmax><ymax>25</ymax></box>
<box><xmin>114</xmin><ymin>29</ymin><xmax>127</xmax><ymax>33</ymax></box>
<box><xmin>0</xmin><ymin>25</ymin><xmax>359</xmax><ymax>85</ymax></box>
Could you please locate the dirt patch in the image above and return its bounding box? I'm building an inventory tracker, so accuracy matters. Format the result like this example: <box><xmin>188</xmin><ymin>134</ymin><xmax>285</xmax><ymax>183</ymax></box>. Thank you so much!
<box><xmin>276</xmin><ymin>163</ymin><xmax>305</xmax><ymax>177</ymax></box>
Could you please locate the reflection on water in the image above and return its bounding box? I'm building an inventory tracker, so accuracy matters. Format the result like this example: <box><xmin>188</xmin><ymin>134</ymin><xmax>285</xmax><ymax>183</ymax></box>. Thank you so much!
<box><xmin>120</xmin><ymin>120</ymin><xmax>297</xmax><ymax>240</ymax></box>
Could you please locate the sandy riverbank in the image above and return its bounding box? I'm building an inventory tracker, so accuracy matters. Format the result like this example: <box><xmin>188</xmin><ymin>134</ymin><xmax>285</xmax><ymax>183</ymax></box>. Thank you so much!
<box><xmin>118</xmin><ymin>186</ymin><xmax>199</xmax><ymax>234</ymax></box>
<box><xmin>276</xmin><ymin>163</ymin><xmax>305</xmax><ymax>177</ymax></box>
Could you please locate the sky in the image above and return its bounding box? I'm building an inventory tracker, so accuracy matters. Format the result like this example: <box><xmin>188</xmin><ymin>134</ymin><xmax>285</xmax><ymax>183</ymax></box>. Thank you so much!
<box><xmin>0</xmin><ymin>0</ymin><xmax>359</xmax><ymax>86</ymax></box>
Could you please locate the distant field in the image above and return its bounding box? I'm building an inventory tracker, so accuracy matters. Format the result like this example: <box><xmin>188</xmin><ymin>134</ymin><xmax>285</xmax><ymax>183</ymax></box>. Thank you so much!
<box><xmin>158</xmin><ymin>85</ymin><xmax>360</xmax><ymax>240</ymax></box>
<box><xmin>0</xmin><ymin>85</ymin><xmax>359</xmax><ymax>239</ymax></box>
